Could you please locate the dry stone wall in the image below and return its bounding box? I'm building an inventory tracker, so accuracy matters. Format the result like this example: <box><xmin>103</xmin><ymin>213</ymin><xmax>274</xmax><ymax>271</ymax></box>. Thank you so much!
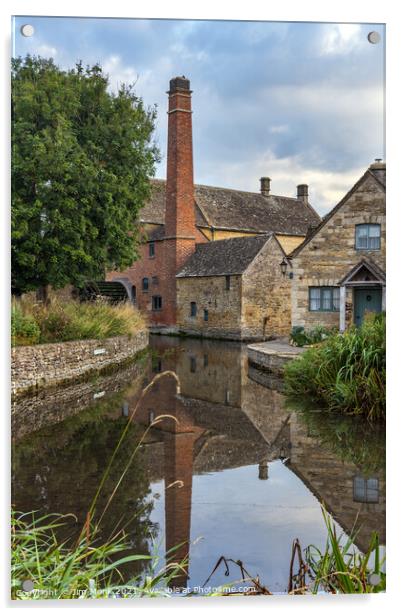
<box><xmin>11</xmin><ymin>329</ymin><xmax>149</xmax><ymax>397</ymax></box>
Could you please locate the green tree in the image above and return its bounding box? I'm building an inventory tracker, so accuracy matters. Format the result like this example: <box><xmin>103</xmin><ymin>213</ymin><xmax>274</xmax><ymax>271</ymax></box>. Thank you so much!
<box><xmin>12</xmin><ymin>55</ymin><xmax>159</xmax><ymax>296</ymax></box>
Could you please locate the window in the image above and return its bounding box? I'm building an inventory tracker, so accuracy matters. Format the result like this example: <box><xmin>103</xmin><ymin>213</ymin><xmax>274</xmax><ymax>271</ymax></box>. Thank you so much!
<box><xmin>204</xmin><ymin>309</ymin><xmax>209</xmax><ymax>321</ymax></box>
<box><xmin>149</xmin><ymin>242</ymin><xmax>155</xmax><ymax>257</ymax></box>
<box><xmin>152</xmin><ymin>295</ymin><xmax>162</xmax><ymax>311</ymax></box>
<box><xmin>152</xmin><ymin>276</ymin><xmax>159</xmax><ymax>286</ymax></box>
<box><xmin>225</xmin><ymin>275</ymin><xmax>231</xmax><ymax>290</ymax></box>
<box><xmin>204</xmin><ymin>354</ymin><xmax>209</xmax><ymax>367</ymax></box>
<box><xmin>131</xmin><ymin>285</ymin><xmax>136</xmax><ymax>303</ymax></box>
<box><xmin>355</xmin><ymin>224</ymin><xmax>381</xmax><ymax>250</ymax></box>
<box><xmin>353</xmin><ymin>477</ymin><xmax>379</xmax><ymax>503</ymax></box>
<box><xmin>309</xmin><ymin>287</ymin><xmax>340</xmax><ymax>312</ymax></box>
<box><xmin>142</xmin><ymin>277</ymin><xmax>149</xmax><ymax>292</ymax></box>
<box><xmin>190</xmin><ymin>357</ymin><xmax>196</xmax><ymax>373</ymax></box>
<box><xmin>190</xmin><ymin>302</ymin><xmax>197</xmax><ymax>317</ymax></box>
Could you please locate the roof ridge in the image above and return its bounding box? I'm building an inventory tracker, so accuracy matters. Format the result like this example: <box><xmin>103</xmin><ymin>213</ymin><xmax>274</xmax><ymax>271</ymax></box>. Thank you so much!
<box><xmin>150</xmin><ymin>177</ymin><xmax>302</xmax><ymax>201</ymax></box>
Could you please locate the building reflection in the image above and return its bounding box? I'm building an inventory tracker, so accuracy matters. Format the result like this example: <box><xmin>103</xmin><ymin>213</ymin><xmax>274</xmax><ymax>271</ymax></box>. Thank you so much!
<box><xmin>12</xmin><ymin>334</ymin><xmax>385</xmax><ymax>587</ymax></box>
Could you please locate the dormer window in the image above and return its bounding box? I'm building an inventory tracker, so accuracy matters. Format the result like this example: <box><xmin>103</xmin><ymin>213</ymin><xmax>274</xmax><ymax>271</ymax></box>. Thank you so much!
<box><xmin>355</xmin><ymin>224</ymin><xmax>380</xmax><ymax>250</ymax></box>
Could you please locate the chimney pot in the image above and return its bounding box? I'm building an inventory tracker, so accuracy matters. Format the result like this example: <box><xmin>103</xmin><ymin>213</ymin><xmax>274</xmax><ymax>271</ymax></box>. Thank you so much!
<box><xmin>297</xmin><ymin>184</ymin><xmax>309</xmax><ymax>202</ymax></box>
<box><xmin>169</xmin><ymin>76</ymin><xmax>191</xmax><ymax>93</ymax></box>
<box><xmin>260</xmin><ymin>177</ymin><xmax>271</xmax><ymax>196</ymax></box>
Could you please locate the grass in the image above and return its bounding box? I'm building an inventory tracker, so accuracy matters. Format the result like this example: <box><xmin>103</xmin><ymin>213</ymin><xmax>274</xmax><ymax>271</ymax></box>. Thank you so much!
<box><xmin>11</xmin><ymin>295</ymin><xmax>146</xmax><ymax>346</ymax></box>
<box><xmin>304</xmin><ymin>508</ymin><xmax>385</xmax><ymax>594</ymax></box>
<box><xmin>284</xmin><ymin>313</ymin><xmax>385</xmax><ymax>420</ymax></box>
<box><xmin>11</xmin><ymin>509</ymin><xmax>187</xmax><ymax>599</ymax></box>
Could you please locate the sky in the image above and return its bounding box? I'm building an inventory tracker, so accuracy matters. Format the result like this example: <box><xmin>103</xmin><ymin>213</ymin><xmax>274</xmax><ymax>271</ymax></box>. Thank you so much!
<box><xmin>12</xmin><ymin>16</ymin><xmax>385</xmax><ymax>215</ymax></box>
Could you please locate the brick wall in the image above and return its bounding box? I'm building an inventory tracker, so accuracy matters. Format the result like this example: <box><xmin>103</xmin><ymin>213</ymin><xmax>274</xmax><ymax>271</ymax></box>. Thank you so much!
<box><xmin>11</xmin><ymin>329</ymin><xmax>148</xmax><ymax>397</ymax></box>
<box><xmin>291</xmin><ymin>172</ymin><xmax>386</xmax><ymax>329</ymax></box>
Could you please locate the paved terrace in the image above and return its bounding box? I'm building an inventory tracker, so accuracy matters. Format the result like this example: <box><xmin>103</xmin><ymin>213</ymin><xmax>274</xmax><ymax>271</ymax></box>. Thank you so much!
<box><xmin>247</xmin><ymin>338</ymin><xmax>305</xmax><ymax>376</ymax></box>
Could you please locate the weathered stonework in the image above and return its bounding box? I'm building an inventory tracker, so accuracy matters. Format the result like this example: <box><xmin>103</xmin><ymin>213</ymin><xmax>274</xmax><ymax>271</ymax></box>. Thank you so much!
<box><xmin>291</xmin><ymin>167</ymin><xmax>386</xmax><ymax>329</ymax></box>
<box><xmin>176</xmin><ymin>235</ymin><xmax>292</xmax><ymax>340</ymax></box>
<box><xmin>11</xmin><ymin>329</ymin><xmax>149</xmax><ymax>397</ymax></box>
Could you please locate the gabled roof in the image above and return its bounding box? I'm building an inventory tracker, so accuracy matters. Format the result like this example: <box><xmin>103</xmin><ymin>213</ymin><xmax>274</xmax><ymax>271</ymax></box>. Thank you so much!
<box><xmin>290</xmin><ymin>163</ymin><xmax>386</xmax><ymax>259</ymax></box>
<box><xmin>176</xmin><ymin>234</ymin><xmax>272</xmax><ymax>277</ymax></box>
<box><xmin>141</xmin><ymin>179</ymin><xmax>320</xmax><ymax>237</ymax></box>
<box><xmin>338</xmin><ymin>259</ymin><xmax>386</xmax><ymax>286</ymax></box>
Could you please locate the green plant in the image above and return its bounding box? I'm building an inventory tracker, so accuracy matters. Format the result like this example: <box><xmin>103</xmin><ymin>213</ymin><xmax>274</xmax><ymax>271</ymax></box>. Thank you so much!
<box><xmin>11</xmin><ymin>302</ymin><xmax>40</xmax><ymax>346</ymax></box>
<box><xmin>305</xmin><ymin>507</ymin><xmax>385</xmax><ymax>594</ymax></box>
<box><xmin>11</xmin><ymin>296</ymin><xmax>146</xmax><ymax>345</ymax></box>
<box><xmin>11</xmin><ymin>509</ymin><xmax>187</xmax><ymax>599</ymax></box>
<box><xmin>285</xmin><ymin>313</ymin><xmax>385</xmax><ymax>419</ymax></box>
<box><xmin>289</xmin><ymin>325</ymin><xmax>337</xmax><ymax>347</ymax></box>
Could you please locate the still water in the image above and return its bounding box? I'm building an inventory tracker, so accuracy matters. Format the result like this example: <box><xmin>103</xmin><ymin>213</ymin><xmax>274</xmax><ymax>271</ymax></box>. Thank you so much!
<box><xmin>12</xmin><ymin>335</ymin><xmax>385</xmax><ymax>593</ymax></box>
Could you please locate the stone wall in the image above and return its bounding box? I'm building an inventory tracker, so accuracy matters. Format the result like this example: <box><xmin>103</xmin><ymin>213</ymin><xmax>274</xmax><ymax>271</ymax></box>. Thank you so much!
<box><xmin>176</xmin><ymin>236</ymin><xmax>292</xmax><ymax>341</ymax></box>
<box><xmin>11</xmin><ymin>329</ymin><xmax>149</xmax><ymax>397</ymax></box>
<box><xmin>291</xmin><ymin>171</ymin><xmax>386</xmax><ymax>329</ymax></box>
<box><xmin>176</xmin><ymin>274</ymin><xmax>243</xmax><ymax>339</ymax></box>
<box><xmin>242</xmin><ymin>235</ymin><xmax>292</xmax><ymax>338</ymax></box>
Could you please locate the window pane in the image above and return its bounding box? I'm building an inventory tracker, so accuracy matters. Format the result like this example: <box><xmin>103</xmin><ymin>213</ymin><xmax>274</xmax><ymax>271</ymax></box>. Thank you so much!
<box><xmin>322</xmin><ymin>288</ymin><xmax>332</xmax><ymax>310</ymax></box>
<box><xmin>356</xmin><ymin>225</ymin><xmax>368</xmax><ymax>249</ymax></box>
<box><xmin>368</xmin><ymin>225</ymin><xmax>380</xmax><ymax>237</ymax></box>
<box><xmin>333</xmin><ymin>287</ymin><xmax>340</xmax><ymax>311</ymax></box>
<box><xmin>368</xmin><ymin>235</ymin><xmax>380</xmax><ymax>249</ymax></box>
<box><xmin>309</xmin><ymin>288</ymin><xmax>320</xmax><ymax>311</ymax></box>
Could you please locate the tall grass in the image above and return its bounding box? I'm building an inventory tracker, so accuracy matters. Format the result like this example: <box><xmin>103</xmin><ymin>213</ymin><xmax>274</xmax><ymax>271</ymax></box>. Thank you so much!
<box><xmin>11</xmin><ymin>295</ymin><xmax>146</xmax><ymax>346</ymax></box>
<box><xmin>284</xmin><ymin>313</ymin><xmax>385</xmax><ymax>420</ymax></box>
<box><xmin>304</xmin><ymin>508</ymin><xmax>385</xmax><ymax>594</ymax></box>
<box><xmin>11</xmin><ymin>509</ymin><xmax>187</xmax><ymax>599</ymax></box>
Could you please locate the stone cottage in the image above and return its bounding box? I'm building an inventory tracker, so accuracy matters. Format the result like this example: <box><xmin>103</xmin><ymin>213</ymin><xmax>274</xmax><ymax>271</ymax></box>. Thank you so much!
<box><xmin>107</xmin><ymin>76</ymin><xmax>321</xmax><ymax>337</ymax></box>
<box><xmin>290</xmin><ymin>161</ymin><xmax>386</xmax><ymax>332</ymax></box>
<box><xmin>176</xmin><ymin>234</ymin><xmax>291</xmax><ymax>340</ymax></box>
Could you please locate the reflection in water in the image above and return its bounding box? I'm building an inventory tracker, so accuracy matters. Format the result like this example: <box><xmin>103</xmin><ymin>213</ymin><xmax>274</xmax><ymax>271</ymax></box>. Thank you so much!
<box><xmin>11</xmin><ymin>335</ymin><xmax>385</xmax><ymax>592</ymax></box>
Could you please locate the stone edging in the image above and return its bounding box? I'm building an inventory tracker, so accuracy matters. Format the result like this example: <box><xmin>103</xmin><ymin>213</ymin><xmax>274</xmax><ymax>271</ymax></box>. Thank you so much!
<box><xmin>11</xmin><ymin>329</ymin><xmax>149</xmax><ymax>398</ymax></box>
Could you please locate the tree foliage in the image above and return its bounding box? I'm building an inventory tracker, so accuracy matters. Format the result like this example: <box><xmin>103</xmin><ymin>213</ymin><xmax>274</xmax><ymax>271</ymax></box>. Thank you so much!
<box><xmin>12</xmin><ymin>55</ymin><xmax>159</xmax><ymax>294</ymax></box>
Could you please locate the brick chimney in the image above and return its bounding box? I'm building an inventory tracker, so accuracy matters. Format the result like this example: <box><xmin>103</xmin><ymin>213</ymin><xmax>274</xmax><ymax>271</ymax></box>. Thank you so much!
<box><xmin>165</xmin><ymin>76</ymin><xmax>196</xmax><ymax>243</ymax></box>
<box><xmin>260</xmin><ymin>177</ymin><xmax>271</xmax><ymax>196</ymax></box>
<box><xmin>163</xmin><ymin>76</ymin><xmax>196</xmax><ymax>325</ymax></box>
<box><xmin>297</xmin><ymin>184</ymin><xmax>309</xmax><ymax>203</ymax></box>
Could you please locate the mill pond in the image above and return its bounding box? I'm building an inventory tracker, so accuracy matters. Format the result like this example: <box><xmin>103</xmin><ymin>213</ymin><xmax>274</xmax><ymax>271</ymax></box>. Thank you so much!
<box><xmin>11</xmin><ymin>335</ymin><xmax>385</xmax><ymax>594</ymax></box>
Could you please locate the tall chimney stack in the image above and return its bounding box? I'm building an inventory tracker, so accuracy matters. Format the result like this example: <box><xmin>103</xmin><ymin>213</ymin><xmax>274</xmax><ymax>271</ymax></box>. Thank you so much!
<box><xmin>165</xmin><ymin>76</ymin><xmax>195</xmax><ymax>241</ymax></box>
<box><xmin>297</xmin><ymin>184</ymin><xmax>309</xmax><ymax>203</ymax></box>
<box><xmin>260</xmin><ymin>177</ymin><xmax>271</xmax><ymax>196</ymax></box>
<box><xmin>163</xmin><ymin>76</ymin><xmax>196</xmax><ymax>325</ymax></box>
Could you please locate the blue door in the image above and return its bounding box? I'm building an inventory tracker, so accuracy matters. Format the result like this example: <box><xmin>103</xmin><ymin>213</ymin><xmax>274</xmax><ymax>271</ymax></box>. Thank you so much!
<box><xmin>354</xmin><ymin>288</ymin><xmax>382</xmax><ymax>326</ymax></box>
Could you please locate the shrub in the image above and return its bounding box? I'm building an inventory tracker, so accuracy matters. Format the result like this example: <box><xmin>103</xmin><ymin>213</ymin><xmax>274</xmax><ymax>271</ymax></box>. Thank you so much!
<box><xmin>11</xmin><ymin>296</ymin><xmax>146</xmax><ymax>345</ymax></box>
<box><xmin>11</xmin><ymin>302</ymin><xmax>40</xmax><ymax>346</ymax></box>
<box><xmin>284</xmin><ymin>313</ymin><xmax>385</xmax><ymax>420</ymax></box>
<box><xmin>290</xmin><ymin>325</ymin><xmax>337</xmax><ymax>347</ymax></box>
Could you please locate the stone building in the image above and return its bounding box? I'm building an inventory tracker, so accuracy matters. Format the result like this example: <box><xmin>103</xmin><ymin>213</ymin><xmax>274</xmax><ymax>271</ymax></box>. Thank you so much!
<box><xmin>290</xmin><ymin>162</ymin><xmax>386</xmax><ymax>331</ymax></box>
<box><xmin>107</xmin><ymin>76</ymin><xmax>321</xmax><ymax>336</ymax></box>
<box><xmin>176</xmin><ymin>234</ymin><xmax>292</xmax><ymax>340</ymax></box>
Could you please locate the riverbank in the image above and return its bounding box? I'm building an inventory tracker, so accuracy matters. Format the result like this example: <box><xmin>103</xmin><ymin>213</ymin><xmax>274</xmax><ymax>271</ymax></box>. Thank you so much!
<box><xmin>11</xmin><ymin>330</ymin><xmax>149</xmax><ymax>398</ymax></box>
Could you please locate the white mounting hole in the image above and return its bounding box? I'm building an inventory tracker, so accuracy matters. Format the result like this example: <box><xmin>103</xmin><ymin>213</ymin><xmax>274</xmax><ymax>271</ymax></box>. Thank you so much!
<box><xmin>21</xmin><ymin>24</ymin><xmax>35</xmax><ymax>37</ymax></box>
<box><xmin>367</xmin><ymin>31</ymin><xmax>380</xmax><ymax>44</ymax></box>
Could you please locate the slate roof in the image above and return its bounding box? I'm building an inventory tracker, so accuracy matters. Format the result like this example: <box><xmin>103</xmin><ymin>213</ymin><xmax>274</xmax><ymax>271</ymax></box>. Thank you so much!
<box><xmin>176</xmin><ymin>234</ymin><xmax>271</xmax><ymax>277</ymax></box>
<box><xmin>141</xmin><ymin>179</ymin><xmax>320</xmax><ymax>237</ymax></box>
<box><xmin>289</xmin><ymin>163</ymin><xmax>386</xmax><ymax>259</ymax></box>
